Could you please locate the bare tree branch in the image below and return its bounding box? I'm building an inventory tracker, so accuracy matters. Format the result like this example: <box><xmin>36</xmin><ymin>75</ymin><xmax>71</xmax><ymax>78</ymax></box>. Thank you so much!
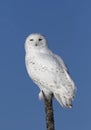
<box><xmin>42</xmin><ymin>91</ymin><xmax>55</xmax><ymax>130</ymax></box>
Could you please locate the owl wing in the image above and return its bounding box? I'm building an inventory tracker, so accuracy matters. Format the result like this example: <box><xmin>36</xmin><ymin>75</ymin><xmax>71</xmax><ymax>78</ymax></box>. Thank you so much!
<box><xmin>54</xmin><ymin>54</ymin><xmax>68</xmax><ymax>71</ymax></box>
<box><xmin>52</xmin><ymin>53</ymin><xmax>76</xmax><ymax>107</ymax></box>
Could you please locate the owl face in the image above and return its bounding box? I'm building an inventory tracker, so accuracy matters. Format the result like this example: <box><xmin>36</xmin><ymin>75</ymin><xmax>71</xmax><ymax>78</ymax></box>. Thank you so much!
<box><xmin>25</xmin><ymin>34</ymin><xmax>47</xmax><ymax>51</ymax></box>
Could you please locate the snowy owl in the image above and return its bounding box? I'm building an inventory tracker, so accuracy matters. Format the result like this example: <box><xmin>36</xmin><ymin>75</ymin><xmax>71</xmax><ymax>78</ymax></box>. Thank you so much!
<box><xmin>25</xmin><ymin>33</ymin><xmax>76</xmax><ymax>108</ymax></box>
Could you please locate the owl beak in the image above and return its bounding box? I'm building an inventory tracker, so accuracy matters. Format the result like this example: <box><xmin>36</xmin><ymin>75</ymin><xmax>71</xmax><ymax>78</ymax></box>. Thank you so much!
<box><xmin>35</xmin><ymin>41</ymin><xmax>38</xmax><ymax>46</ymax></box>
<box><xmin>35</xmin><ymin>43</ymin><xmax>38</xmax><ymax>46</ymax></box>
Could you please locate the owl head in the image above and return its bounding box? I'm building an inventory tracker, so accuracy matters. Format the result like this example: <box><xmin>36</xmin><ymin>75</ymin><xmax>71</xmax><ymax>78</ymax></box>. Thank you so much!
<box><xmin>25</xmin><ymin>33</ymin><xmax>48</xmax><ymax>52</ymax></box>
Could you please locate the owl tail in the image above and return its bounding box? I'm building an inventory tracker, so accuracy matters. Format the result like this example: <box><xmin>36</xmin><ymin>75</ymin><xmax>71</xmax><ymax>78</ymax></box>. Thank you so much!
<box><xmin>54</xmin><ymin>93</ymin><xmax>73</xmax><ymax>108</ymax></box>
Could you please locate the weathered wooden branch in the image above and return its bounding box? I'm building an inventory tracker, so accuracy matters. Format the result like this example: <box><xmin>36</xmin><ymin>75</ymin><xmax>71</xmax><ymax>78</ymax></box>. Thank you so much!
<box><xmin>42</xmin><ymin>91</ymin><xmax>55</xmax><ymax>130</ymax></box>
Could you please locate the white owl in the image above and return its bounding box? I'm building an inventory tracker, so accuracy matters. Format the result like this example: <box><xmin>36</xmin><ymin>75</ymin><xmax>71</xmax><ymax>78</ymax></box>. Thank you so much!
<box><xmin>25</xmin><ymin>33</ymin><xmax>76</xmax><ymax>108</ymax></box>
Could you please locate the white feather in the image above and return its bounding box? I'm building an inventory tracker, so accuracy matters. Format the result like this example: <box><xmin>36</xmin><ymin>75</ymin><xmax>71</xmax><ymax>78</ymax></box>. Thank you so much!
<box><xmin>25</xmin><ymin>33</ymin><xmax>76</xmax><ymax>108</ymax></box>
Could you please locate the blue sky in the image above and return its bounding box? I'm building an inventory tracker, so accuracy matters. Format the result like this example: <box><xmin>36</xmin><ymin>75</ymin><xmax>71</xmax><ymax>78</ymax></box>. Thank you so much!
<box><xmin>0</xmin><ymin>0</ymin><xmax>90</xmax><ymax>130</ymax></box>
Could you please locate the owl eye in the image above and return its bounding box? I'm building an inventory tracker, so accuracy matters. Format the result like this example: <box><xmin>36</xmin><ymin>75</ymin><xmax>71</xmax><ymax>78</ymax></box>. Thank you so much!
<box><xmin>39</xmin><ymin>38</ymin><xmax>42</xmax><ymax>41</ymax></box>
<box><xmin>30</xmin><ymin>39</ymin><xmax>34</xmax><ymax>41</ymax></box>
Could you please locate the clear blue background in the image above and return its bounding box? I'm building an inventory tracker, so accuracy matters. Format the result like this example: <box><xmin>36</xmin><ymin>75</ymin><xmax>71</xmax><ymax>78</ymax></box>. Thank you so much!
<box><xmin>0</xmin><ymin>0</ymin><xmax>90</xmax><ymax>130</ymax></box>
